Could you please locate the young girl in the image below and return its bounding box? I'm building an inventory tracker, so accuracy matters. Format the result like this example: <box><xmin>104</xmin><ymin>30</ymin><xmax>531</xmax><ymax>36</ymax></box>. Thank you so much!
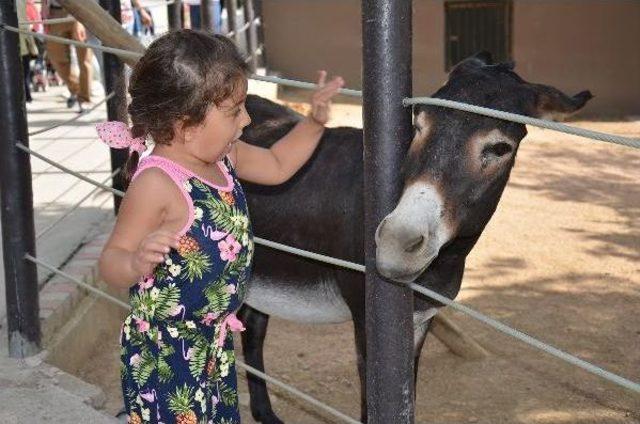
<box><xmin>98</xmin><ymin>30</ymin><xmax>344</xmax><ymax>424</ymax></box>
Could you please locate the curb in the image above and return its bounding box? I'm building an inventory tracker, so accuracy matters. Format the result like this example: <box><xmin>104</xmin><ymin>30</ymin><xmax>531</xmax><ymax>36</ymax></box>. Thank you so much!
<box><xmin>39</xmin><ymin>232</ymin><xmax>110</xmax><ymax>344</ymax></box>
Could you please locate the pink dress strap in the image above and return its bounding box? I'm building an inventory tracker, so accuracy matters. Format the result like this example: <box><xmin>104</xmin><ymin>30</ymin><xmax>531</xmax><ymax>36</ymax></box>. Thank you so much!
<box><xmin>132</xmin><ymin>155</ymin><xmax>192</xmax><ymax>183</ymax></box>
<box><xmin>132</xmin><ymin>155</ymin><xmax>195</xmax><ymax>236</ymax></box>
<box><xmin>135</xmin><ymin>155</ymin><xmax>234</xmax><ymax>192</ymax></box>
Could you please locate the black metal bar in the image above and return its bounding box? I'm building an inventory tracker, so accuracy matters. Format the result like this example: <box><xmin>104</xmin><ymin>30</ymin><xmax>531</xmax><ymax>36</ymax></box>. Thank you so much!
<box><xmin>100</xmin><ymin>0</ymin><xmax>128</xmax><ymax>214</ymax></box>
<box><xmin>0</xmin><ymin>0</ymin><xmax>41</xmax><ymax>357</ymax></box>
<box><xmin>244</xmin><ymin>0</ymin><xmax>258</xmax><ymax>71</ymax></box>
<box><xmin>201</xmin><ymin>0</ymin><xmax>215</xmax><ymax>32</ymax></box>
<box><xmin>167</xmin><ymin>0</ymin><xmax>182</xmax><ymax>30</ymax></box>
<box><xmin>362</xmin><ymin>0</ymin><xmax>414</xmax><ymax>423</ymax></box>
<box><xmin>252</xmin><ymin>0</ymin><xmax>266</xmax><ymax>64</ymax></box>
<box><xmin>227</xmin><ymin>0</ymin><xmax>239</xmax><ymax>44</ymax></box>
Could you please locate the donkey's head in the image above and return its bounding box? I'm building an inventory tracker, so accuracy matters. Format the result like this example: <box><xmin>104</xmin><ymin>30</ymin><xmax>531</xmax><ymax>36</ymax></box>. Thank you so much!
<box><xmin>376</xmin><ymin>52</ymin><xmax>593</xmax><ymax>283</ymax></box>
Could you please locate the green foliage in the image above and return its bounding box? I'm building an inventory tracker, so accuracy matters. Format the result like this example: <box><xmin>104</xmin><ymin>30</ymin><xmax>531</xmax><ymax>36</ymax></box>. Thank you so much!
<box><xmin>132</xmin><ymin>349</ymin><xmax>156</xmax><ymax>387</ymax></box>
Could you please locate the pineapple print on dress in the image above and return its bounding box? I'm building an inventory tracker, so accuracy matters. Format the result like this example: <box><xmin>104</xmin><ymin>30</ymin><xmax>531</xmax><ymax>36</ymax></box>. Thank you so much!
<box><xmin>177</xmin><ymin>235</ymin><xmax>212</xmax><ymax>283</ymax></box>
<box><xmin>219</xmin><ymin>190</ymin><xmax>235</xmax><ymax>206</ymax></box>
<box><xmin>129</xmin><ymin>412</ymin><xmax>143</xmax><ymax>424</ymax></box>
<box><xmin>120</xmin><ymin>155</ymin><xmax>252</xmax><ymax>424</ymax></box>
<box><xmin>168</xmin><ymin>385</ymin><xmax>198</xmax><ymax>424</ymax></box>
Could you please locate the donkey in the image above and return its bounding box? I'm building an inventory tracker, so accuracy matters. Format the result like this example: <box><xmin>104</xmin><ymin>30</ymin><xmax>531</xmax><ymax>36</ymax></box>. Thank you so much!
<box><xmin>237</xmin><ymin>52</ymin><xmax>593</xmax><ymax>423</ymax></box>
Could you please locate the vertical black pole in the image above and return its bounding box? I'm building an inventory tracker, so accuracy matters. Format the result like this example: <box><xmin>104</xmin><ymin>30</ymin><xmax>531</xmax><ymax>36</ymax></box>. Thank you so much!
<box><xmin>245</xmin><ymin>0</ymin><xmax>258</xmax><ymax>71</ymax></box>
<box><xmin>251</xmin><ymin>0</ymin><xmax>267</xmax><ymax>57</ymax></box>
<box><xmin>0</xmin><ymin>1</ymin><xmax>41</xmax><ymax>357</ymax></box>
<box><xmin>168</xmin><ymin>0</ymin><xmax>183</xmax><ymax>30</ymax></box>
<box><xmin>362</xmin><ymin>0</ymin><xmax>414</xmax><ymax>423</ymax></box>
<box><xmin>253</xmin><ymin>0</ymin><xmax>266</xmax><ymax>64</ymax></box>
<box><xmin>201</xmin><ymin>0</ymin><xmax>215</xmax><ymax>32</ymax></box>
<box><xmin>100</xmin><ymin>0</ymin><xmax>128</xmax><ymax>213</ymax></box>
<box><xmin>226</xmin><ymin>0</ymin><xmax>239</xmax><ymax>43</ymax></box>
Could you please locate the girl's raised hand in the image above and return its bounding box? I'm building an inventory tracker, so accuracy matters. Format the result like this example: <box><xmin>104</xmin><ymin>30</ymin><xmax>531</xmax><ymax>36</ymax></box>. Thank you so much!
<box><xmin>130</xmin><ymin>229</ymin><xmax>179</xmax><ymax>277</ymax></box>
<box><xmin>308</xmin><ymin>70</ymin><xmax>345</xmax><ymax>126</ymax></box>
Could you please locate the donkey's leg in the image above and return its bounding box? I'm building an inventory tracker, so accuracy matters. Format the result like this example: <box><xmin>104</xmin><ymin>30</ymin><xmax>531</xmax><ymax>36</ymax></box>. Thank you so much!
<box><xmin>238</xmin><ymin>304</ymin><xmax>284</xmax><ymax>424</ymax></box>
<box><xmin>413</xmin><ymin>317</ymin><xmax>433</xmax><ymax>400</ymax></box>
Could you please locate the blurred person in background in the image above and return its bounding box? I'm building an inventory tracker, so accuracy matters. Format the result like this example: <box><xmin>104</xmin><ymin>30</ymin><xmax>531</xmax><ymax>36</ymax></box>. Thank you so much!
<box><xmin>18</xmin><ymin>0</ymin><xmax>40</xmax><ymax>104</ymax></box>
<box><xmin>42</xmin><ymin>0</ymin><xmax>93</xmax><ymax>111</ymax></box>
<box><xmin>121</xmin><ymin>0</ymin><xmax>152</xmax><ymax>36</ymax></box>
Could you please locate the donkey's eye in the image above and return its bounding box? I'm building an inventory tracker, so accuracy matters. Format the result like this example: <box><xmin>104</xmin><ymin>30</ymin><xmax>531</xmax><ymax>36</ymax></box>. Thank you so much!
<box><xmin>482</xmin><ymin>142</ymin><xmax>513</xmax><ymax>158</ymax></box>
<box><xmin>413</xmin><ymin>124</ymin><xmax>421</xmax><ymax>134</ymax></box>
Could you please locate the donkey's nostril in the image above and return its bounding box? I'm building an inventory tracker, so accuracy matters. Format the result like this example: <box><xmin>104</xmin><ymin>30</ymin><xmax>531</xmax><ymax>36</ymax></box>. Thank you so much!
<box><xmin>404</xmin><ymin>235</ymin><xmax>425</xmax><ymax>253</ymax></box>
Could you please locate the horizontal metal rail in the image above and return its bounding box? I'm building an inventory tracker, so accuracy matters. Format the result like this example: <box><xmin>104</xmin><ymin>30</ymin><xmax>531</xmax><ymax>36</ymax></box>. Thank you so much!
<box><xmin>28</xmin><ymin>92</ymin><xmax>114</xmax><ymax>137</ymax></box>
<box><xmin>35</xmin><ymin>169</ymin><xmax>121</xmax><ymax>240</ymax></box>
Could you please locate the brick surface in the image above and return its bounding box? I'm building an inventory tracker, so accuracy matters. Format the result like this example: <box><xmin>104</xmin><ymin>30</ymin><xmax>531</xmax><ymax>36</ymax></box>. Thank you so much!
<box><xmin>38</xmin><ymin>231</ymin><xmax>110</xmax><ymax>341</ymax></box>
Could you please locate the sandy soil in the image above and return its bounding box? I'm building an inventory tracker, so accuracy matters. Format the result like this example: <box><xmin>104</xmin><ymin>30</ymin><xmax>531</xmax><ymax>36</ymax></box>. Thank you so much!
<box><xmin>78</xmin><ymin>99</ymin><xmax>640</xmax><ymax>424</ymax></box>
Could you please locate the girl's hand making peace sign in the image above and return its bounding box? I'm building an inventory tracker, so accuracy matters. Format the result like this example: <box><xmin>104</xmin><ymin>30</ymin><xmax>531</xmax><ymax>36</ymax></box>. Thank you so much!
<box><xmin>229</xmin><ymin>70</ymin><xmax>346</xmax><ymax>187</ymax></box>
<box><xmin>308</xmin><ymin>70</ymin><xmax>345</xmax><ymax>126</ymax></box>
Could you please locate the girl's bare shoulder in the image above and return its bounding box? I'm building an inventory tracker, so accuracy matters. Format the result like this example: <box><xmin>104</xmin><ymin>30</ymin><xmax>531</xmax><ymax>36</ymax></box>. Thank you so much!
<box><xmin>122</xmin><ymin>167</ymin><xmax>186</xmax><ymax>213</ymax></box>
<box><xmin>122</xmin><ymin>167</ymin><xmax>190</xmax><ymax>233</ymax></box>
<box><xmin>127</xmin><ymin>166</ymin><xmax>176</xmax><ymax>195</ymax></box>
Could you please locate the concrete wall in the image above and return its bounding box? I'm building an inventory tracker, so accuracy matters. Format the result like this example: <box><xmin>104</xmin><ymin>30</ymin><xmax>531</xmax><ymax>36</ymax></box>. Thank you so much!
<box><xmin>263</xmin><ymin>1</ymin><xmax>364</xmax><ymax>92</ymax></box>
<box><xmin>262</xmin><ymin>0</ymin><xmax>640</xmax><ymax>116</ymax></box>
<box><xmin>513</xmin><ymin>0</ymin><xmax>640</xmax><ymax>116</ymax></box>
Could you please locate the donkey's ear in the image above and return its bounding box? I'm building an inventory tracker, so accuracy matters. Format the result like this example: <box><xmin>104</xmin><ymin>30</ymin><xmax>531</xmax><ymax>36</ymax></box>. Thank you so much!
<box><xmin>529</xmin><ymin>84</ymin><xmax>593</xmax><ymax>121</ymax></box>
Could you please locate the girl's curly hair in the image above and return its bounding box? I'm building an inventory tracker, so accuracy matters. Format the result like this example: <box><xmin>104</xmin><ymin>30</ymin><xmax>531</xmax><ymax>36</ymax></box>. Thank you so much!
<box><xmin>124</xmin><ymin>30</ymin><xmax>249</xmax><ymax>178</ymax></box>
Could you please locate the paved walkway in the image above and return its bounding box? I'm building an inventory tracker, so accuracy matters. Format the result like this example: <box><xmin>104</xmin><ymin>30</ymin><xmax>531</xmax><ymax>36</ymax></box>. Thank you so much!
<box><xmin>0</xmin><ymin>81</ymin><xmax>117</xmax><ymax>422</ymax></box>
<box><xmin>1</xmin><ymin>81</ymin><xmax>114</xmax><ymax>327</ymax></box>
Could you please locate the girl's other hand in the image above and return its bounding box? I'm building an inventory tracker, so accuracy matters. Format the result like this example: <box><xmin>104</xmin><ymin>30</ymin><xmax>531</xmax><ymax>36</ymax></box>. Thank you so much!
<box><xmin>130</xmin><ymin>229</ymin><xmax>179</xmax><ymax>277</ymax></box>
<box><xmin>308</xmin><ymin>70</ymin><xmax>345</xmax><ymax>126</ymax></box>
<box><xmin>73</xmin><ymin>22</ymin><xmax>86</xmax><ymax>42</ymax></box>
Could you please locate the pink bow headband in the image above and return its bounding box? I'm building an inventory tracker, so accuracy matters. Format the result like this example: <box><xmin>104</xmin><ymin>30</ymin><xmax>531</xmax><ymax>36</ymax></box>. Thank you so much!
<box><xmin>96</xmin><ymin>121</ymin><xmax>147</xmax><ymax>155</ymax></box>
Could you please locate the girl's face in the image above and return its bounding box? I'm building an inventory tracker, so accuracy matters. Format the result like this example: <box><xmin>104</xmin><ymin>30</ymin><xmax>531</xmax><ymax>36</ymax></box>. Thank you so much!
<box><xmin>184</xmin><ymin>80</ymin><xmax>251</xmax><ymax>164</ymax></box>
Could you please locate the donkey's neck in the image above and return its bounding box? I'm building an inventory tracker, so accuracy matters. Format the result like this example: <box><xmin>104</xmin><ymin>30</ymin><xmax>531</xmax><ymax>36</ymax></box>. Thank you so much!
<box><xmin>413</xmin><ymin>234</ymin><xmax>480</xmax><ymax>310</ymax></box>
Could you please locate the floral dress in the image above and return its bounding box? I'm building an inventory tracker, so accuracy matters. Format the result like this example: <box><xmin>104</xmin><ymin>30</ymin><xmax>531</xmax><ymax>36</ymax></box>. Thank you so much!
<box><xmin>120</xmin><ymin>155</ymin><xmax>253</xmax><ymax>424</ymax></box>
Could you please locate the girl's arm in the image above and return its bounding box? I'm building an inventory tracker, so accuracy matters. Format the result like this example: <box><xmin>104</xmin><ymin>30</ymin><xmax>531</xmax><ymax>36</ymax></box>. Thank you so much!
<box><xmin>231</xmin><ymin>71</ymin><xmax>345</xmax><ymax>185</ymax></box>
<box><xmin>99</xmin><ymin>169</ymin><xmax>179</xmax><ymax>289</ymax></box>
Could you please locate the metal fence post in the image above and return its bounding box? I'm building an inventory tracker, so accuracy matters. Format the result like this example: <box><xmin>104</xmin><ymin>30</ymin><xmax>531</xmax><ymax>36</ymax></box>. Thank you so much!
<box><xmin>245</xmin><ymin>0</ymin><xmax>258</xmax><ymax>71</ymax></box>
<box><xmin>227</xmin><ymin>0</ymin><xmax>240</xmax><ymax>45</ymax></box>
<box><xmin>167</xmin><ymin>0</ymin><xmax>183</xmax><ymax>31</ymax></box>
<box><xmin>0</xmin><ymin>0</ymin><xmax>41</xmax><ymax>357</ymax></box>
<box><xmin>201</xmin><ymin>0</ymin><xmax>215</xmax><ymax>32</ymax></box>
<box><xmin>252</xmin><ymin>0</ymin><xmax>265</xmax><ymax>64</ymax></box>
<box><xmin>100</xmin><ymin>0</ymin><xmax>129</xmax><ymax>214</ymax></box>
<box><xmin>362</xmin><ymin>0</ymin><xmax>415</xmax><ymax>422</ymax></box>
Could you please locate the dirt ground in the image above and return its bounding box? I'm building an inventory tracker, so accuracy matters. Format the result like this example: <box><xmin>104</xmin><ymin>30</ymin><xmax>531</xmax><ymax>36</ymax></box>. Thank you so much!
<box><xmin>77</xmin><ymin>99</ymin><xmax>640</xmax><ymax>424</ymax></box>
